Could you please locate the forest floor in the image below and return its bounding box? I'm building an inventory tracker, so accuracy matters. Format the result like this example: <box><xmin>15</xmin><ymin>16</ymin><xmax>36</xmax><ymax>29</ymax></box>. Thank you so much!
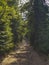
<box><xmin>0</xmin><ymin>39</ymin><xmax>49</xmax><ymax>65</ymax></box>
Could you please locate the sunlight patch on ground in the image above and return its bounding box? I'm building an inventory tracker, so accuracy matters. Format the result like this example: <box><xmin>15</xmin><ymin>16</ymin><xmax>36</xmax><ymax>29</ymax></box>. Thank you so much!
<box><xmin>1</xmin><ymin>41</ymin><xmax>29</xmax><ymax>65</ymax></box>
<box><xmin>16</xmin><ymin>50</ymin><xmax>28</xmax><ymax>53</ymax></box>
<box><xmin>2</xmin><ymin>57</ymin><xmax>17</xmax><ymax>65</ymax></box>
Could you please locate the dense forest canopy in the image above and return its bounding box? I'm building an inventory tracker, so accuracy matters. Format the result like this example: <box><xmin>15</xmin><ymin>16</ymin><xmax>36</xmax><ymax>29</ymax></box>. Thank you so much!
<box><xmin>0</xmin><ymin>0</ymin><xmax>49</xmax><ymax>56</ymax></box>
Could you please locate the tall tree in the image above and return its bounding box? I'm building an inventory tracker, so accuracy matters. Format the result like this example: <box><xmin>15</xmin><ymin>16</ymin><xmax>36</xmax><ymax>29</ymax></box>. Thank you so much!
<box><xmin>21</xmin><ymin>0</ymin><xmax>49</xmax><ymax>54</ymax></box>
<box><xmin>33</xmin><ymin>0</ymin><xmax>49</xmax><ymax>54</ymax></box>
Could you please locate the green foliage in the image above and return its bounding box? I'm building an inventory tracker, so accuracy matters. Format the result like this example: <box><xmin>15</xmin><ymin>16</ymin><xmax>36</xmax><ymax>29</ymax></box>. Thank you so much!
<box><xmin>17</xmin><ymin>20</ymin><xmax>29</xmax><ymax>41</ymax></box>
<box><xmin>0</xmin><ymin>0</ymin><xmax>21</xmax><ymax>55</ymax></box>
<box><xmin>0</xmin><ymin>18</ymin><xmax>13</xmax><ymax>54</ymax></box>
<box><xmin>0</xmin><ymin>0</ymin><xmax>28</xmax><ymax>55</ymax></box>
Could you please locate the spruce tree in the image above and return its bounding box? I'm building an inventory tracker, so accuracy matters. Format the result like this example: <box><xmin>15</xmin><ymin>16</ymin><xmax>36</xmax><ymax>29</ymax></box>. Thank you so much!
<box><xmin>33</xmin><ymin>0</ymin><xmax>49</xmax><ymax>54</ymax></box>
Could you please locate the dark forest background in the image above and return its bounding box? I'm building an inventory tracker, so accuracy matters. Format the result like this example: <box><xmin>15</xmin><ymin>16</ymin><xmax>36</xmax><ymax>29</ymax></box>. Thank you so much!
<box><xmin>0</xmin><ymin>0</ymin><xmax>49</xmax><ymax>56</ymax></box>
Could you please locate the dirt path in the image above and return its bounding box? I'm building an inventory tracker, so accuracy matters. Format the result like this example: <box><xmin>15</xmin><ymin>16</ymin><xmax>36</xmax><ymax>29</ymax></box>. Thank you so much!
<box><xmin>0</xmin><ymin>40</ymin><xmax>49</xmax><ymax>65</ymax></box>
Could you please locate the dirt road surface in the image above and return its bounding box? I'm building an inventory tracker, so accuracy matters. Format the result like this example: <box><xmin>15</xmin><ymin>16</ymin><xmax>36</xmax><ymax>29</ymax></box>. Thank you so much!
<box><xmin>0</xmin><ymin>40</ymin><xmax>49</xmax><ymax>65</ymax></box>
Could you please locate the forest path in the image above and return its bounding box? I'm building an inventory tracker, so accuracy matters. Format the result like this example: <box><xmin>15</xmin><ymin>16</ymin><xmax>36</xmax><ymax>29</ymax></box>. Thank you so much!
<box><xmin>1</xmin><ymin>40</ymin><xmax>49</xmax><ymax>65</ymax></box>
